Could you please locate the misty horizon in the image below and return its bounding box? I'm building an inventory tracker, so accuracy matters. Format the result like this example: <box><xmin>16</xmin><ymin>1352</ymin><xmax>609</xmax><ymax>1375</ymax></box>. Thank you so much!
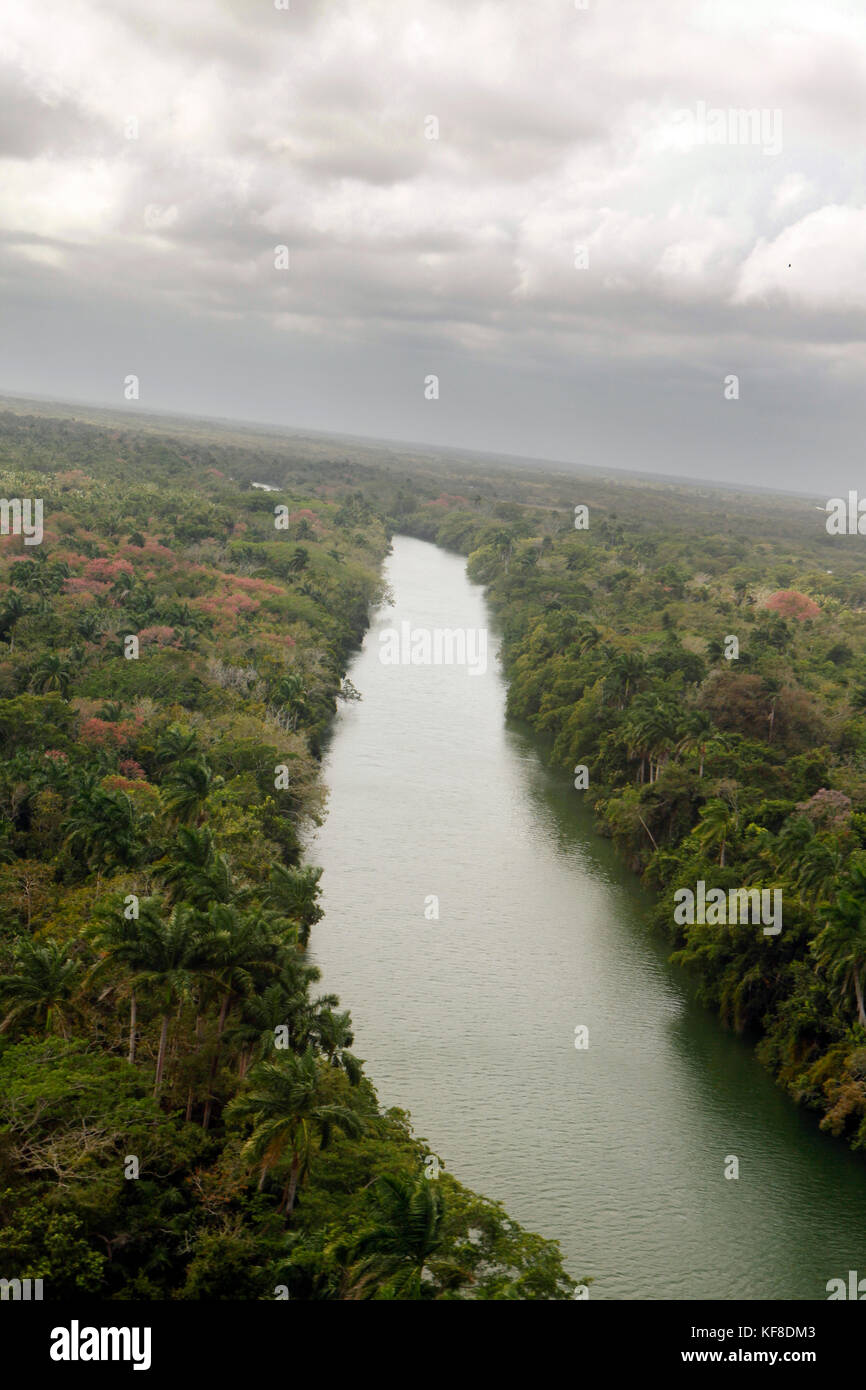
<box><xmin>0</xmin><ymin>386</ymin><xmax>835</xmax><ymax>505</ymax></box>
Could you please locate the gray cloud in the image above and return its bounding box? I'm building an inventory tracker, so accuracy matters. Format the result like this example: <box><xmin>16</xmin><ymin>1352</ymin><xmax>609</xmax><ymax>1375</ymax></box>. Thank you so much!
<box><xmin>0</xmin><ymin>0</ymin><xmax>864</xmax><ymax>491</ymax></box>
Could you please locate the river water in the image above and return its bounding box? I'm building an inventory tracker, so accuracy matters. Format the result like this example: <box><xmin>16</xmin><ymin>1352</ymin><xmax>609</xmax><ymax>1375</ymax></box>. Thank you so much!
<box><xmin>308</xmin><ymin>534</ymin><xmax>866</xmax><ymax>1300</ymax></box>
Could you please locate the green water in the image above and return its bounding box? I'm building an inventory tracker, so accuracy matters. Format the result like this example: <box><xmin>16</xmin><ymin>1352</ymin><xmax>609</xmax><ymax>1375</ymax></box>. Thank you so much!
<box><xmin>308</xmin><ymin>535</ymin><xmax>866</xmax><ymax>1300</ymax></box>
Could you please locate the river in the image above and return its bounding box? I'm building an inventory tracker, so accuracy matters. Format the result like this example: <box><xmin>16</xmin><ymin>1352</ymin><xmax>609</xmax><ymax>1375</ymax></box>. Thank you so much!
<box><xmin>308</xmin><ymin>534</ymin><xmax>866</xmax><ymax>1300</ymax></box>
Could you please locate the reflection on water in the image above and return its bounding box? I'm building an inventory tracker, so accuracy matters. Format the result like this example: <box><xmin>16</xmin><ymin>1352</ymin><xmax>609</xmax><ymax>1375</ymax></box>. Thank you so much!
<box><xmin>308</xmin><ymin>535</ymin><xmax>866</xmax><ymax>1300</ymax></box>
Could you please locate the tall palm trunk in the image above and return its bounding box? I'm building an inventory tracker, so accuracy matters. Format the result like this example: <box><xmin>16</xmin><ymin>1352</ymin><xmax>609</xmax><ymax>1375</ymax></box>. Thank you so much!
<box><xmin>202</xmin><ymin>991</ymin><xmax>231</xmax><ymax>1130</ymax></box>
<box><xmin>169</xmin><ymin>1000</ymin><xmax>183</xmax><ymax>1064</ymax></box>
<box><xmin>284</xmin><ymin>1151</ymin><xmax>302</xmax><ymax>1216</ymax></box>
<box><xmin>128</xmin><ymin>989</ymin><xmax>137</xmax><ymax>1065</ymax></box>
<box><xmin>186</xmin><ymin>1013</ymin><xmax>204</xmax><ymax>1123</ymax></box>
<box><xmin>154</xmin><ymin>1013</ymin><xmax>170</xmax><ymax>1095</ymax></box>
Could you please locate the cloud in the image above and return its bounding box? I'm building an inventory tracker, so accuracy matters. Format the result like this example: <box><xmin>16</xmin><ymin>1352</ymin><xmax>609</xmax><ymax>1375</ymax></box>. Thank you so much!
<box><xmin>735</xmin><ymin>205</ymin><xmax>866</xmax><ymax>312</ymax></box>
<box><xmin>0</xmin><ymin>0</ymin><xmax>865</xmax><ymax>489</ymax></box>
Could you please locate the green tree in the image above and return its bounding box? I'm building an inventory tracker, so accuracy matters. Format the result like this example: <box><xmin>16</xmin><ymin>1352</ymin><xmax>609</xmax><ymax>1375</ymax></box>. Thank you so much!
<box><xmin>348</xmin><ymin>1174</ymin><xmax>447</xmax><ymax>1299</ymax></box>
<box><xmin>63</xmin><ymin>787</ymin><xmax>141</xmax><ymax>875</ymax></box>
<box><xmin>30</xmin><ymin>653</ymin><xmax>74</xmax><ymax>699</ymax></box>
<box><xmin>228</xmin><ymin>1050</ymin><xmax>366</xmax><ymax>1215</ymax></box>
<box><xmin>812</xmin><ymin>863</ymin><xmax>866</xmax><ymax>1028</ymax></box>
<box><xmin>156</xmin><ymin>826</ymin><xmax>233</xmax><ymax>909</ymax></box>
<box><xmin>0</xmin><ymin>590</ymin><xmax>27</xmax><ymax>650</ymax></box>
<box><xmin>162</xmin><ymin>758</ymin><xmax>218</xmax><ymax>827</ymax></box>
<box><xmin>695</xmin><ymin>798</ymin><xmax>735</xmax><ymax>867</ymax></box>
<box><xmin>127</xmin><ymin>900</ymin><xmax>215</xmax><ymax>1094</ymax></box>
<box><xmin>0</xmin><ymin>939</ymin><xmax>82</xmax><ymax>1038</ymax></box>
<box><xmin>266</xmin><ymin>864</ymin><xmax>324</xmax><ymax>946</ymax></box>
<box><xmin>676</xmin><ymin>709</ymin><xmax>714</xmax><ymax>778</ymax></box>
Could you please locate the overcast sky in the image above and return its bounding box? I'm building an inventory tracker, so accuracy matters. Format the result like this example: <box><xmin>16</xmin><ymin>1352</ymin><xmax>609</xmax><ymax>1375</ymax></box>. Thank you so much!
<box><xmin>1</xmin><ymin>0</ymin><xmax>864</xmax><ymax>490</ymax></box>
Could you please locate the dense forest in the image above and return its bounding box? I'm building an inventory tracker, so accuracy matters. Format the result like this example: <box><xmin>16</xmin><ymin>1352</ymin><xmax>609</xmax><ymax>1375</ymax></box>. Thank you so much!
<box><xmin>6</xmin><ymin>394</ymin><xmax>866</xmax><ymax>1300</ymax></box>
<box><xmin>0</xmin><ymin>406</ymin><xmax>576</xmax><ymax>1300</ymax></box>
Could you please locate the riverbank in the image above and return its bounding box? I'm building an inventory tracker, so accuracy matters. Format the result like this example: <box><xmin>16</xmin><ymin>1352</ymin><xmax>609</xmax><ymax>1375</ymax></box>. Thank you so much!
<box><xmin>308</xmin><ymin>534</ymin><xmax>866</xmax><ymax>1299</ymax></box>
<box><xmin>391</xmin><ymin>485</ymin><xmax>866</xmax><ymax>1164</ymax></box>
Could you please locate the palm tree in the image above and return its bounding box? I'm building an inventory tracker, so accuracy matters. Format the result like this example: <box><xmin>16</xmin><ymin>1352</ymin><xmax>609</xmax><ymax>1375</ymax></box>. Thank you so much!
<box><xmin>164</xmin><ymin>602</ymin><xmax>198</xmax><ymax>629</ymax></box>
<box><xmin>605</xmin><ymin>651</ymin><xmax>645</xmax><ymax>709</ymax></box>
<box><xmin>63</xmin><ymin>787</ymin><xmax>140</xmax><ymax>875</ymax></box>
<box><xmin>129</xmin><ymin>900</ymin><xmax>214</xmax><ymax>1094</ymax></box>
<box><xmin>162</xmin><ymin>758</ymin><xmax>217</xmax><ymax>826</ymax></box>
<box><xmin>75</xmin><ymin>611</ymin><xmax>103</xmax><ymax>643</ymax></box>
<box><xmin>625</xmin><ymin>695</ymin><xmax>679</xmax><ymax>783</ymax></box>
<box><xmin>156</xmin><ymin>826</ymin><xmax>233</xmax><ymax>908</ymax></box>
<box><xmin>775</xmin><ymin>816</ymin><xmax>814</xmax><ymax>876</ymax></box>
<box><xmin>200</xmin><ymin>905</ymin><xmax>282</xmax><ymax>1129</ymax></box>
<box><xmin>110</xmin><ymin>570</ymin><xmax>135</xmax><ymax>599</ymax></box>
<box><xmin>30</xmin><ymin>653</ymin><xmax>74</xmax><ymax>699</ymax></box>
<box><xmin>8</xmin><ymin>556</ymin><xmax>41</xmax><ymax>592</ymax></box>
<box><xmin>348</xmin><ymin>1175</ymin><xmax>447</xmax><ymax>1299</ymax></box>
<box><xmin>695</xmin><ymin>798</ymin><xmax>734</xmax><ymax>867</ymax></box>
<box><xmin>27</xmin><ymin>558</ymin><xmax>69</xmax><ymax>601</ymax></box>
<box><xmin>676</xmin><ymin>710</ymin><xmax>714</xmax><ymax>778</ymax></box>
<box><xmin>516</xmin><ymin>547</ymin><xmax>538</xmax><ymax>573</ymax></box>
<box><xmin>126</xmin><ymin>589</ymin><xmax>159</xmax><ymax>626</ymax></box>
<box><xmin>228</xmin><ymin>981</ymin><xmax>300</xmax><ymax>1078</ymax></box>
<box><xmin>309</xmin><ymin>1006</ymin><xmax>363</xmax><ymax>1085</ymax></box>
<box><xmin>489</xmin><ymin>530</ymin><xmax>514</xmax><ymax>573</ymax></box>
<box><xmin>623</xmin><ymin>707</ymin><xmax>652</xmax><ymax>785</ymax></box>
<box><xmin>240</xmin><ymin>959</ymin><xmax>334</xmax><ymax>1060</ymax></box>
<box><xmin>154</xmin><ymin>725</ymin><xmax>200</xmax><ymax>767</ymax></box>
<box><xmin>644</xmin><ymin>699</ymin><xmax>680</xmax><ymax>780</ymax></box>
<box><xmin>763</xmin><ymin>676</ymin><xmax>782</xmax><ymax>743</ymax></box>
<box><xmin>812</xmin><ymin>863</ymin><xmax>866</xmax><ymax>1028</ymax></box>
<box><xmin>266</xmin><ymin>864</ymin><xmax>324</xmax><ymax>946</ymax></box>
<box><xmin>273</xmin><ymin>674</ymin><xmax>308</xmax><ymax>731</ymax></box>
<box><xmin>0</xmin><ymin>938</ymin><xmax>81</xmax><ymax>1038</ymax></box>
<box><xmin>576</xmin><ymin>623</ymin><xmax>601</xmax><ymax>656</ymax></box>
<box><xmin>0</xmin><ymin>590</ymin><xmax>27</xmax><ymax>650</ymax></box>
<box><xmin>88</xmin><ymin>909</ymin><xmax>154</xmax><ymax>1063</ymax></box>
<box><xmin>227</xmin><ymin>1049</ymin><xmax>365</xmax><ymax>1215</ymax></box>
<box><xmin>797</xmin><ymin>840</ymin><xmax>843</xmax><ymax>908</ymax></box>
